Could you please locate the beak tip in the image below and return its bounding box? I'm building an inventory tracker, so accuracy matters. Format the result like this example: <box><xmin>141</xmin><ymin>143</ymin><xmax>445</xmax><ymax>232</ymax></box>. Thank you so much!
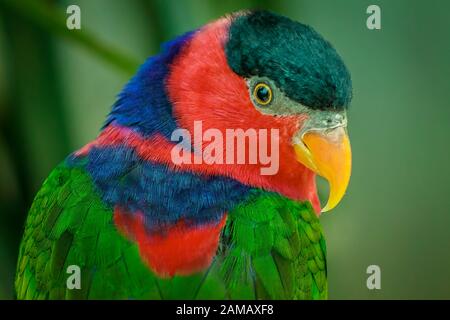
<box><xmin>320</xmin><ymin>204</ymin><xmax>333</xmax><ymax>213</ymax></box>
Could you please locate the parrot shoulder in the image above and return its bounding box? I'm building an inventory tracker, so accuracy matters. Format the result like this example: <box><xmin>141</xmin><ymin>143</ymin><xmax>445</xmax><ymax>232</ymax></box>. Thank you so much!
<box><xmin>15</xmin><ymin>163</ymin><xmax>160</xmax><ymax>299</ymax></box>
<box><xmin>211</xmin><ymin>189</ymin><xmax>327</xmax><ymax>300</ymax></box>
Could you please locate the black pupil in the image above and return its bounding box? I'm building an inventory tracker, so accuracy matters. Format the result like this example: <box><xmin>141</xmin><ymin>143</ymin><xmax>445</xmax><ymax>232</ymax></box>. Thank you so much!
<box><xmin>256</xmin><ymin>86</ymin><xmax>270</xmax><ymax>103</ymax></box>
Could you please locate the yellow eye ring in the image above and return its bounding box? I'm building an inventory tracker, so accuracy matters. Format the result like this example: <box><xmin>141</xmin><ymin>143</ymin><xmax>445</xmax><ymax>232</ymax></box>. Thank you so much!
<box><xmin>253</xmin><ymin>83</ymin><xmax>273</xmax><ymax>106</ymax></box>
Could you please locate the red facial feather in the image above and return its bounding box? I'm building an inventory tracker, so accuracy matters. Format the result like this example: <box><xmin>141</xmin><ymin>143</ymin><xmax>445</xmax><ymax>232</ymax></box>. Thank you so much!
<box><xmin>167</xmin><ymin>18</ymin><xmax>320</xmax><ymax>213</ymax></box>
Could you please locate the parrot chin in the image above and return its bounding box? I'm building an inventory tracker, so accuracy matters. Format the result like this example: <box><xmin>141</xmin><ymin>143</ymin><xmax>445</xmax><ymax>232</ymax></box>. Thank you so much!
<box><xmin>293</xmin><ymin>114</ymin><xmax>352</xmax><ymax>213</ymax></box>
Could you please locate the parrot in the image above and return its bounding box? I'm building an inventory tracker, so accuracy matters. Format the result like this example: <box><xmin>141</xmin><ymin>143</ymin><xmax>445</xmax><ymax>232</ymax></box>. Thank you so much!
<box><xmin>15</xmin><ymin>10</ymin><xmax>352</xmax><ymax>300</ymax></box>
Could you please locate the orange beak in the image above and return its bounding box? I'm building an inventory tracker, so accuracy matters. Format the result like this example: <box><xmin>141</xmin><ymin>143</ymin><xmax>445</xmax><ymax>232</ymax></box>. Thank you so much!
<box><xmin>294</xmin><ymin>126</ymin><xmax>352</xmax><ymax>212</ymax></box>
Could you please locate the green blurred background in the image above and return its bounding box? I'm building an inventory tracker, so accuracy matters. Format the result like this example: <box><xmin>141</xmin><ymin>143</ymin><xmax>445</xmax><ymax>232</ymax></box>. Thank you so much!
<box><xmin>0</xmin><ymin>0</ymin><xmax>449</xmax><ymax>299</ymax></box>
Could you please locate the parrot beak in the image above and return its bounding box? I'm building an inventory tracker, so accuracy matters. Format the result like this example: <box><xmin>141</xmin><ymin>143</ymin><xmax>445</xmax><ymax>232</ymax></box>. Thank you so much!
<box><xmin>293</xmin><ymin>114</ymin><xmax>352</xmax><ymax>213</ymax></box>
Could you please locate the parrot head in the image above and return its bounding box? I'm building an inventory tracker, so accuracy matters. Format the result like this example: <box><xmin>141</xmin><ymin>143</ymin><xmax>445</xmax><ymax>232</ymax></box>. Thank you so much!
<box><xmin>104</xmin><ymin>10</ymin><xmax>352</xmax><ymax>214</ymax></box>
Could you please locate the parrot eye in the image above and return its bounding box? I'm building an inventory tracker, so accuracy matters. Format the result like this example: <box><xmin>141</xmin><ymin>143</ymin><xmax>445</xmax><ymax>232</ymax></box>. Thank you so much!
<box><xmin>253</xmin><ymin>83</ymin><xmax>273</xmax><ymax>106</ymax></box>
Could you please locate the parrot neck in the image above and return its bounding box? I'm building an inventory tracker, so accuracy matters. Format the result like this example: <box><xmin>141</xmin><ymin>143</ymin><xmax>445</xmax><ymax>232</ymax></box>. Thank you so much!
<box><xmin>69</xmin><ymin>142</ymin><xmax>251</xmax><ymax>230</ymax></box>
<box><xmin>74</xmin><ymin>125</ymin><xmax>321</xmax><ymax>214</ymax></box>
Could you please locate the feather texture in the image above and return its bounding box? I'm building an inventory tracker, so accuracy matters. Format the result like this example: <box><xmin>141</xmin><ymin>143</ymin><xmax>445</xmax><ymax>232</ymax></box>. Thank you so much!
<box><xmin>16</xmin><ymin>164</ymin><xmax>326</xmax><ymax>299</ymax></box>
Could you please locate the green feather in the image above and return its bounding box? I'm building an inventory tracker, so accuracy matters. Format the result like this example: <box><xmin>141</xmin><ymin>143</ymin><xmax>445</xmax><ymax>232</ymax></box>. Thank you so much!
<box><xmin>15</xmin><ymin>165</ymin><xmax>327</xmax><ymax>299</ymax></box>
<box><xmin>218</xmin><ymin>189</ymin><xmax>328</xmax><ymax>299</ymax></box>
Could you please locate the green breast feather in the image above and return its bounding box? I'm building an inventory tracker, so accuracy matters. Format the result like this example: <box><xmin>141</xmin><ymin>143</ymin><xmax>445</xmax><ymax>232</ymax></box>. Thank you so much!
<box><xmin>15</xmin><ymin>164</ymin><xmax>327</xmax><ymax>299</ymax></box>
